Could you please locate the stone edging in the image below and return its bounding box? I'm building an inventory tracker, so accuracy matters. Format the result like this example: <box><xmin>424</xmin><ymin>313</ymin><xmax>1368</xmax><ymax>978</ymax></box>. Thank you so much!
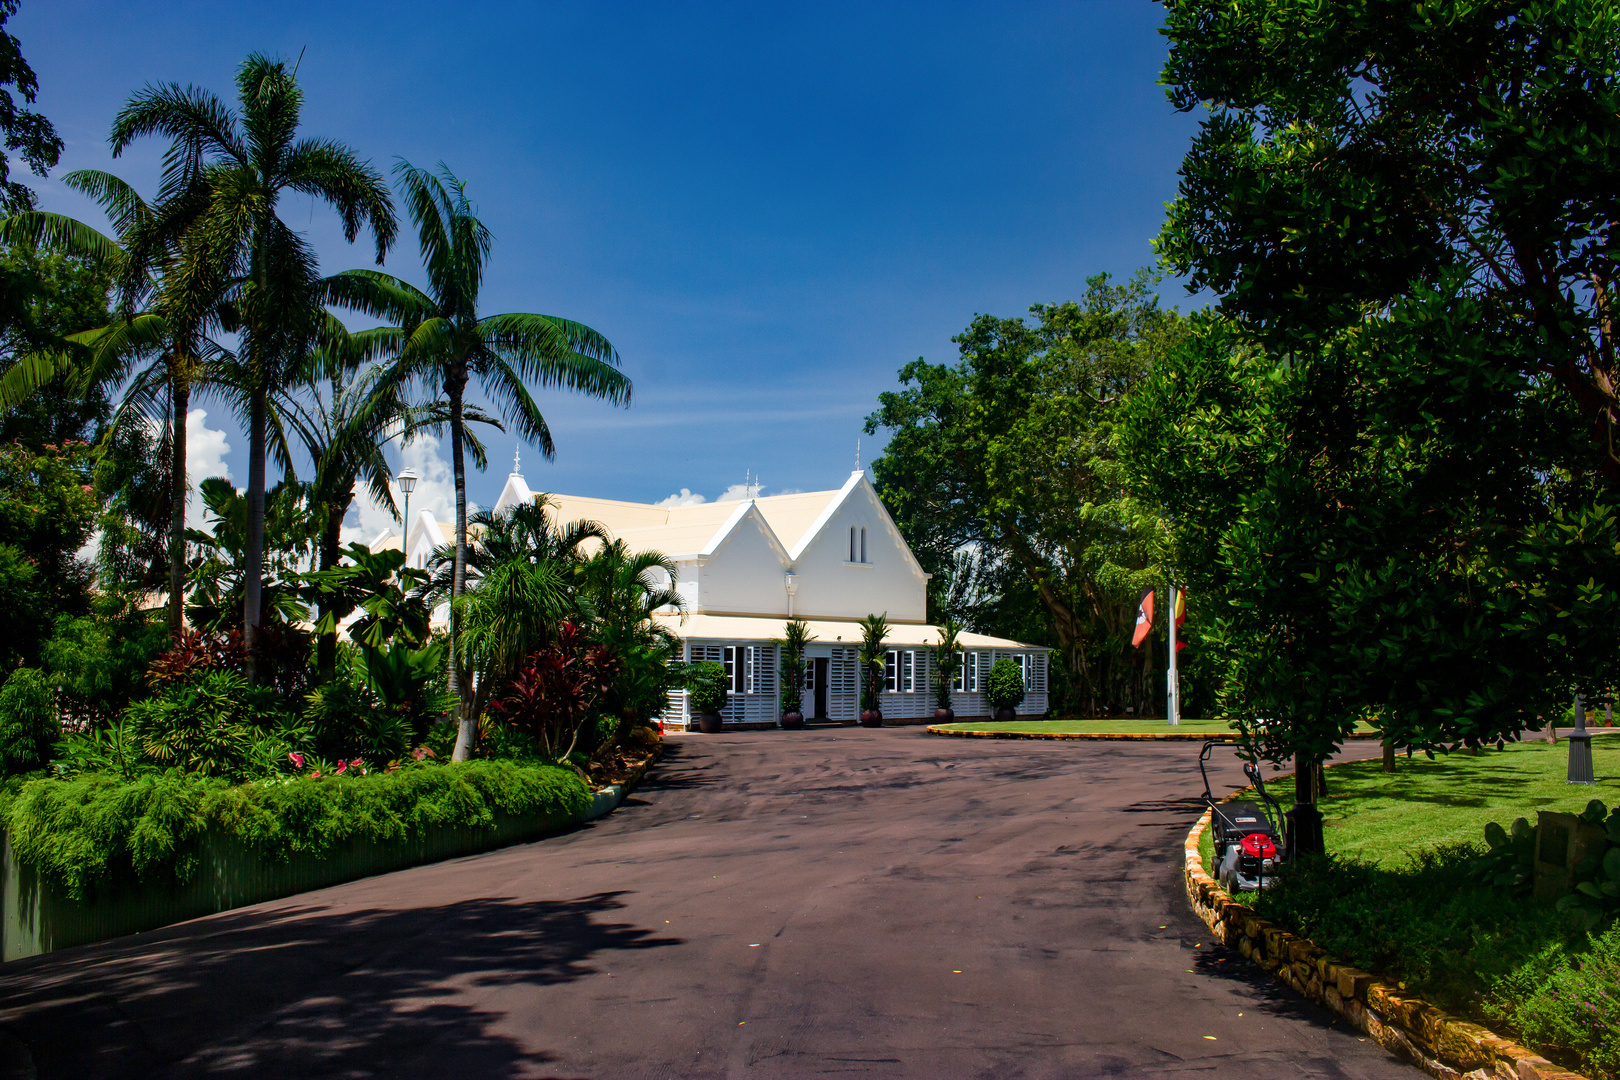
<box><xmin>929</xmin><ymin>726</ymin><xmax>1382</xmax><ymax>741</ymax></box>
<box><xmin>1183</xmin><ymin>809</ymin><xmax>1588</xmax><ymax>1080</ymax></box>
<box><xmin>585</xmin><ymin>748</ymin><xmax>660</xmax><ymax>820</ymax></box>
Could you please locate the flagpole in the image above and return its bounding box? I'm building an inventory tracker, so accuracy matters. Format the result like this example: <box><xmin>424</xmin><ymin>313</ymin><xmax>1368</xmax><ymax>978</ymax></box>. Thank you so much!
<box><xmin>1167</xmin><ymin>582</ymin><xmax>1179</xmax><ymax>726</ymax></box>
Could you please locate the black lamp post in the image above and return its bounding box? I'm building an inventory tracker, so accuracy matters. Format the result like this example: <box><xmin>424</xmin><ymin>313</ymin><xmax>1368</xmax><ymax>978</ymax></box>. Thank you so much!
<box><xmin>397</xmin><ymin>467</ymin><xmax>417</xmax><ymax>566</ymax></box>
<box><xmin>1569</xmin><ymin>691</ymin><xmax>1595</xmax><ymax>785</ymax></box>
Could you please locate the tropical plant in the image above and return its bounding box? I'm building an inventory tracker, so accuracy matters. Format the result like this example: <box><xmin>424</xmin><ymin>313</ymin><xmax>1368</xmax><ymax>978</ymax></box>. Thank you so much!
<box><xmin>300</xmin><ymin>542</ymin><xmax>432</xmax><ymax>689</ymax></box>
<box><xmin>184</xmin><ymin>476</ymin><xmax>317</xmax><ymax>631</ymax></box>
<box><xmin>933</xmin><ymin>619</ymin><xmax>962</xmax><ymax>711</ymax></box>
<box><xmin>0</xmin><ymin>666</ymin><xmax>56</xmax><ymax>775</ymax></box>
<box><xmin>109</xmin><ymin>52</ymin><xmax>397</xmax><ymax>675</ymax></box>
<box><xmin>0</xmin><ymin>169</ymin><xmax>239</xmax><ymax>638</ymax></box>
<box><xmin>858</xmin><ymin>613</ymin><xmax>889</xmax><ymax>714</ymax></box>
<box><xmin>456</xmin><ymin>556</ymin><xmax>573</xmax><ymax>726</ymax></box>
<box><xmin>125</xmin><ymin>669</ymin><xmax>260</xmax><ymax>778</ymax></box>
<box><xmin>685</xmin><ymin>660</ymin><xmax>729</xmax><ymax>716</ymax></box>
<box><xmin>987</xmin><ymin>657</ymin><xmax>1027</xmax><ymax>712</ymax></box>
<box><xmin>488</xmin><ymin>622</ymin><xmax>619</xmax><ymax>770</ymax></box>
<box><xmin>580</xmin><ymin>538</ymin><xmax>683</xmax><ymax>749</ymax></box>
<box><xmin>776</xmin><ymin>617</ymin><xmax>814</xmax><ymax>715</ymax></box>
<box><xmin>322</xmin><ymin>161</ymin><xmax>627</xmax><ymax>759</ymax></box>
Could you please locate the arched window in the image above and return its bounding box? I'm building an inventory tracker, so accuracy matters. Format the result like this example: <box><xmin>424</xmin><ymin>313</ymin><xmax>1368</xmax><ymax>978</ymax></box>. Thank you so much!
<box><xmin>860</xmin><ymin>527</ymin><xmax>867</xmax><ymax>563</ymax></box>
<box><xmin>849</xmin><ymin>526</ymin><xmax>857</xmax><ymax>562</ymax></box>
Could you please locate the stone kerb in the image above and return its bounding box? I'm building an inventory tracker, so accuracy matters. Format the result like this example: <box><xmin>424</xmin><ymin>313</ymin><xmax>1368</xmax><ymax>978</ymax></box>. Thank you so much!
<box><xmin>1183</xmin><ymin>810</ymin><xmax>1588</xmax><ymax>1080</ymax></box>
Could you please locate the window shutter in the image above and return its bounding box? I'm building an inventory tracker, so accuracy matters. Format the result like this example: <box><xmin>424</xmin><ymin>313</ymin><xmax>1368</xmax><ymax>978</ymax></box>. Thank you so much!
<box><xmin>884</xmin><ymin>650</ymin><xmax>898</xmax><ymax>692</ymax></box>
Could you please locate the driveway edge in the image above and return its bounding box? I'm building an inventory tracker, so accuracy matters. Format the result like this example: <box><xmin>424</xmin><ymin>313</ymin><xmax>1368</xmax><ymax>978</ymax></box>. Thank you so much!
<box><xmin>1182</xmin><ymin>811</ymin><xmax>1587</xmax><ymax>1080</ymax></box>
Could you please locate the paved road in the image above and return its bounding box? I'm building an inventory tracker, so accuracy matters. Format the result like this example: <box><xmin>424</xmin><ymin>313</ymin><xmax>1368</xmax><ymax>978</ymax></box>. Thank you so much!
<box><xmin>0</xmin><ymin>728</ymin><xmax>1411</xmax><ymax>1079</ymax></box>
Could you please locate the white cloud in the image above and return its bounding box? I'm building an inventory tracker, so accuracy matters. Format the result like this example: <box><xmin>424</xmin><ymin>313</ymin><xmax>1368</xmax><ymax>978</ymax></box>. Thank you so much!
<box><xmin>185</xmin><ymin>409</ymin><xmax>232</xmax><ymax>530</ymax></box>
<box><xmin>344</xmin><ymin>432</ymin><xmax>467</xmax><ymax>546</ymax></box>
<box><xmin>655</xmin><ymin>488</ymin><xmax>707</xmax><ymax>507</ymax></box>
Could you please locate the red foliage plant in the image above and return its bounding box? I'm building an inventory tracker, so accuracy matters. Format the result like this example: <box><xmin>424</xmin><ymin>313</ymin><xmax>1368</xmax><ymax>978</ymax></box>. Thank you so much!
<box><xmin>490</xmin><ymin>622</ymin><xmax>621</xmax><ymax>761</ymax></box>
<box><xmin>146</xmin><ymin>628</ymin><xmax>246</xmax><ymax>688</ymax></box>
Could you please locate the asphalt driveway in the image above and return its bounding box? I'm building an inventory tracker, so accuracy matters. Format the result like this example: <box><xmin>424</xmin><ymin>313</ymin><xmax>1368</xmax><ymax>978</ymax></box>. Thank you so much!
<box><xmin>0</xmin><ymin>728</ymin><xmax>1411</xmax><ymax>1079</ymax></box>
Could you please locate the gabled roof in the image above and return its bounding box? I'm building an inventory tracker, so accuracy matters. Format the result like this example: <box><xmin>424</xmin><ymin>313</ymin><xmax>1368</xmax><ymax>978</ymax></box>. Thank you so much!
<box><xmin>525</xmin><ymin>475</ymin><xmax>871</xmax><ymax>562</ymax></box>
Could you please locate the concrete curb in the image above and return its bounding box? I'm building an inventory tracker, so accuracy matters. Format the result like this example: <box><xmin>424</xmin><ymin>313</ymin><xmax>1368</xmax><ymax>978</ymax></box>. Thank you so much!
<box><xmin>928</xmin><ymin>726</ymin><xmax>1383</xmax><ymax>741</ymax></box>
<box><xmin>1182</xmin><ymin>811</ymin><xmax>1588</xmax><ymax>1080</ymax></box>
<box><xmin>586</xmin><ymin>748</ymin><xmax>661</xmax><ymax>820</ymax></box>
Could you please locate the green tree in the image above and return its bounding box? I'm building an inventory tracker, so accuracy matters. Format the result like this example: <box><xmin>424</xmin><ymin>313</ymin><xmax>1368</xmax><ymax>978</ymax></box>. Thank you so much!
<box><xmin>0</xmin><ymin>440</ymin><xmax>97</xmax><ymax>670</ymax></box>
<box><xmin>0</xmin><ymin>1</ymin><xmax>61</xmax><ymax>214</ymax></box>
<box><xmin>865</xmin><ymin>272</ymin><xmax>1180</xmax><ymax>714</ymax></box>
<box><xmin>1</xmin><ymin>169</ymin><xmax>240</xmax><ymax>635</ymax></box>
<box><xmin>323</xmin><ymin>162</ymin><xmax>628</xmax><ymax>760</ymax></box>
<box><xmin>110</xmin><ymin>53</ymin><xmax>396</xmax><ymax>671</ymax></box>
<box><xmin>1157</xmin><ymin>0</ymin><xmax>1620</xmax><ymax>485</ymax></box>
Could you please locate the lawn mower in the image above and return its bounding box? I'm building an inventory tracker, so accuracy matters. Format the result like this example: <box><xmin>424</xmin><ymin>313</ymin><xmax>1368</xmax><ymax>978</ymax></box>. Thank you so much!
<box><xmin>1198</xmin><ymin>738</ymin><xmax>1286</xmax><ymax>892</ymax></box>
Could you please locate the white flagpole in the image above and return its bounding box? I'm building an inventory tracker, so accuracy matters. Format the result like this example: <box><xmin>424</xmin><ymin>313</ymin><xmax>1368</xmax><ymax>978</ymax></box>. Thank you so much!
<box><xmin>1167</xmin><ymin>583</ymin><xmax>1180</xmax><ymax>725</ymax></box>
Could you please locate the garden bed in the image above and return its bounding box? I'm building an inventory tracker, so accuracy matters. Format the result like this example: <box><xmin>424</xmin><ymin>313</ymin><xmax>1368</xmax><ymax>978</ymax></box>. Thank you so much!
<box><xmin>1190</xmin><ymin>738</ymin><xmax>1620</xmax><ymax>1079</ymax></box>
<box><xmin>0</xmin><ymin>749</ymin><xmax>660</xmax><ymax>961</ymax></box>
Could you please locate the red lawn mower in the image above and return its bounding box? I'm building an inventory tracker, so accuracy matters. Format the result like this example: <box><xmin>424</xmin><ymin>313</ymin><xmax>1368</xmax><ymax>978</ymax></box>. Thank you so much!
<box><xmin>1199</xmin><ymin>738</ymin><xmax>1286</xmax><ymax>892</ymax></box>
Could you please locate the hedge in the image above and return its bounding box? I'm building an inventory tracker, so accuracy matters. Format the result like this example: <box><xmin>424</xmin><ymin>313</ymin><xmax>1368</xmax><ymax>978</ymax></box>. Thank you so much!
<box><xmin>0</xmin><ymin>761</ymin><xmax>592</xmax><ymax>899</ymax></box>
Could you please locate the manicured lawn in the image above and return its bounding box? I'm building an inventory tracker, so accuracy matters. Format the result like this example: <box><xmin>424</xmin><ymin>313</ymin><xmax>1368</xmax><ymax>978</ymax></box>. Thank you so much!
<box><xmin>936</xmin><ymin>718</ymin><xmax>1230</xmax><ymax>734</ymax></box>
<box><xmin>1199</xmin><ymin>734</ymin><xmax>1620</xmax><ymax>870</ymax></box>
<box><xmin>937</xmin><ymin>717</ymin><xmax>1377</xmax><ymax>736</ymax></box>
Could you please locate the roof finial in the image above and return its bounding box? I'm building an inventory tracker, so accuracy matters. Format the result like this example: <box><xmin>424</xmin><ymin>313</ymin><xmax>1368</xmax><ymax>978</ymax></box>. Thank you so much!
<box><xmin>856</xmin><ymin>437</ymin><xmax>862</xmax><ymax>473</ymax></box>
<box><xmin>512</xmin><ymin>444</ymin><xmax>522</xmax><ymax>476</ymax></box>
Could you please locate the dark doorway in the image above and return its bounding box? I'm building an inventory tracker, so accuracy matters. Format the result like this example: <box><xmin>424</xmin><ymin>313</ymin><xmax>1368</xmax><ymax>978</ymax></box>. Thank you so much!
<box><xmin>813</xmin><ymin>658</ymin><xmax>829</xmax><ymax>719</ymax></box>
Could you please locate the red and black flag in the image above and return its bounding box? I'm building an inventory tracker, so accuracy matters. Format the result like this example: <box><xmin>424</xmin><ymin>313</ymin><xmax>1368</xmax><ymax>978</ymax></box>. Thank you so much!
<box><xmin>1131</xmin><ymin>587</ymin><xmax>1154</xmax><ymax>648</ymax></box>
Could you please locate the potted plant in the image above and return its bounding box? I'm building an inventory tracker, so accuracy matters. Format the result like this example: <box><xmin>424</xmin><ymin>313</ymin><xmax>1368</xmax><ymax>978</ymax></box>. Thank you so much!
<box><xmin>776</xmin><ymin>618</ymin><xmax>813</xmax><ymax>729</ymax></box>
<box><xmin>933</xmin><ymin>620</ymin><xmax>962</xmax><ymax>723</ymax></box>
<box><xmin>987</xmin><ymin>656</ymin><xmax>1026</xmax><ymax>723</ymax></box>
<box><xmin>686</xmin><ymin>660</ymin><xmax>729</xmax><ymax>733</ymax></box>
<box><xmin>858</xmin><ymin>612</ymin><xmax>889</xmax><ymax>727</ymax></box>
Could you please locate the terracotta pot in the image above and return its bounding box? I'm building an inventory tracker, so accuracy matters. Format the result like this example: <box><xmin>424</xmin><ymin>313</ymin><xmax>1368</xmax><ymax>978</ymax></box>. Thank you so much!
<box><xmin>933</xmin><ymin>707</ymin><xmax>955</xmax><ymax>724</ymax></box>
<box><xmin>993</xmin><ymin>706</ymin><xmax>1017</xmax><ymax>723</ymax></box>
<box><xmin>860</xmin><ymin>709</ymin><xmax>884</xmax><ymax>728</ymax></box>
<box><xmin>781</xmin><ymin>710</ymin><xmax>805</xmax><ymax>730</ymax></box>
<box><xmin>697</xmin><ymin>712</ymin><xmax>724</xmax><ymax>734</ymax></box>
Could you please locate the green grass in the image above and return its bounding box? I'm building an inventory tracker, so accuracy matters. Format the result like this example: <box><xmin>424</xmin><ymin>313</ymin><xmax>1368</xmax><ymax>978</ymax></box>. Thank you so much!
<box><xmin>1197</xmin><ymin>735</ymin><xmax>1620</xmax><ymax>879</ymax></box>
<box><xmin>938</xmin><ymin>717</ymin><xmax>1377</xmax><ymax>736</ymax></box>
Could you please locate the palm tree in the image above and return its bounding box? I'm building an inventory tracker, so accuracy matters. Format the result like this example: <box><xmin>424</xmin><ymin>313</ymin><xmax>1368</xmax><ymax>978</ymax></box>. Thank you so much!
<box><xmin>281</xmin><ymin>350</ymin><xmax>503</xmax><ymax>682</ymax></box>
<box><xmin>110</xmin><ymin>53</ymin><xmax>397</xmax><ymax>675</ymax></box>
<box><xmin>323</xmin><ymin>162</ymin><xmax>629</xmax><ymax>760</ymax></box>
<box><xmin>0</xmin><ymin>169</ymin><xmax>235</xmax><ymax>638</ymax></box>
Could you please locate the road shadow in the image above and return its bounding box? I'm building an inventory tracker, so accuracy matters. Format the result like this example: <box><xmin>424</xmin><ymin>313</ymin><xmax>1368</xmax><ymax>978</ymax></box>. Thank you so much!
<box><xmin>0</xmin><ymin>891</ymin><xmax>681</xmax><ymax>1080</ymax></box>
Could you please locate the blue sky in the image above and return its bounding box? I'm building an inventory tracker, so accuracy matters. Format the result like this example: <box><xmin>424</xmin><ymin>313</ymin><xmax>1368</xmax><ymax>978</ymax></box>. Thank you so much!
<box><xmin>13</xmin><ymin>1</ymin><xmax>1200</xmax><ymax>529</ymax></box>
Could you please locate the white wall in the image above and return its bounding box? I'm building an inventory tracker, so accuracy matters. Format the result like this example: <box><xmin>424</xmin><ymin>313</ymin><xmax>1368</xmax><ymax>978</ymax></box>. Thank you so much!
<box><xmin>696</xmin><ymin>509</ymin><xmax>791</xmax><ymax>616</ymax></box>
<box><xmin>788</xmin><ymin>482</ymin><xmax>927</xmax><ymax>623</ymax></box>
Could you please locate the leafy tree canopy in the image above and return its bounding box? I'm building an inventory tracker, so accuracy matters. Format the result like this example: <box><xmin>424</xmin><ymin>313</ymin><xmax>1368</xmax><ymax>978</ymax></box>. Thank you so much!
<box><xmin>865</xmin><ymin>271</ymin><xmax>1184</xmax><ymax>714</ymax></box>
<box><xmin>0</xmin><ymin>1</ymin><xmax>60</xmax><ymax>214</ymax></box>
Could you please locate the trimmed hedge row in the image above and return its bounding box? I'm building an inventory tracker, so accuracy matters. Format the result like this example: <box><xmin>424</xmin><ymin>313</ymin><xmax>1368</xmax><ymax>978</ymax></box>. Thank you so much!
<box><xmin>1</xmin><ymin>761</ymin><xmax>592</xmax><ymax>899</ymax></box>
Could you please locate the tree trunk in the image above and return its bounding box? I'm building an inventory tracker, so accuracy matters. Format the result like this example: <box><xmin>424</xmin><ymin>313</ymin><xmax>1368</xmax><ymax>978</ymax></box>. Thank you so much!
<box><xmin>1287</xmin><ymin>754</ymin><xmax>1325</xmax><ymax>858</ymax></box>
<box><xmin>243</xmin><ymin>385</ymin><xmax>268</xmax><ymax>684</ymax></box>
<box><xmin>1382</xmin><ymin>737</ymin><xmax>1395</xmax><ymax>773</ymax></box>
<box><xmin>167</xmin><ymin>375</ymin><xmax>190</xmax><ymax>641</ymax></box>
<box><xmin>316</xmin><ymin>496</ymin><xmax>346</xmax><ymax>685</ymax></box>
<box><xmin>447</xmin><ymin>373</ymin><xmax>475</xmax><ymax>761</ymax></box>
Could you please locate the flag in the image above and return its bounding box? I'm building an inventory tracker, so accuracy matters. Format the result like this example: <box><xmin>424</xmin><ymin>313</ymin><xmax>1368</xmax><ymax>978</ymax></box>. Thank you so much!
<box><xmin>1131</xmin><ymin>588</ymin><xmax>1154</xmax><ymax>648</ymax></box>
<box><xmin>1173</xmin><ymin>589</ymin><xmax>1187</xmax><ymax>652</ymax></box>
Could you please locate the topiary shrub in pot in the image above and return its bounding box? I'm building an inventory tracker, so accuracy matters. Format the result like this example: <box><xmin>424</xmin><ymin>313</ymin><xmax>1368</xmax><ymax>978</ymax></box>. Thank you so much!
<box><xmin>857</xmin><ymin>613</ymin><xmax>889</xmax><ymax>727</ymax></box>
<box><xmin>686</xmin><ymin>661</ymin><xmax>729</xmax><ymax>733</ymax></box>
<box><xmin>932</xmin><ymin>620</ymin><xmax>962</xmax><ymax>724</ymax></box>
<box><xmin>987</xmin><ymin>657</ymin><xmax>1026</xmax><ymax>723</ymax></box>
<box><xmin>776</xmin><ymin>618</ymin><xmax>813</xmax><ymax>729</ymax></box>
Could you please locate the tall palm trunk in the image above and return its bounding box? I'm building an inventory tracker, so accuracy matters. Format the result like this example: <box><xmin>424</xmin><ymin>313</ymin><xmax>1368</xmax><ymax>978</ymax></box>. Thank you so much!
<box><xmin>243</xmin><ymin>384</ymin><xmax>268</xmax><ymax>682</ymax></box>
<box><xmin>316</xmin><ymin>496</ymin><xmax>345</xmax><ymax>685</ymax></box>
<box><xmin>447</xmin><ymin>370</ymin><xmax>474</xmax><ymax>760</ymax></box>
<box><xmin>167</xmin><ymin>373</ymin><xmax>190</xmax><ymax>640</ymax></box>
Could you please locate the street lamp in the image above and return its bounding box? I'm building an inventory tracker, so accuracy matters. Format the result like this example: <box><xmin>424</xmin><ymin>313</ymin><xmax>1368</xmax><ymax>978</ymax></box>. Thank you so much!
<box><xmin>397</xmin><ymin>467</ymin><xmax>417</xmax><ymax>566</ymax></box>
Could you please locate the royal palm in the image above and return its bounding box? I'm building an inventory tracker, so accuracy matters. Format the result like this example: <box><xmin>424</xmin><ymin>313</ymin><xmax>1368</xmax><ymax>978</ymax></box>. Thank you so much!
<box><xmin>325</xmin><ymin>162</ymin><xmax>629</xmax><ymax>760</ymax></box>
<box><xmin>110</xmin><ymin>53</ymin><xmax>396</xmax><ymax>674</ymax></box>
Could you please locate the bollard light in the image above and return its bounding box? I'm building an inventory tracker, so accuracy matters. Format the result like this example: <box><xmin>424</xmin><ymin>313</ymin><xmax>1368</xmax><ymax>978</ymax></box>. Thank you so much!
<box><xmin>1568</xmin><ymin>692</ymin><xmax>1595</xmax><ymax>785</ymax></box>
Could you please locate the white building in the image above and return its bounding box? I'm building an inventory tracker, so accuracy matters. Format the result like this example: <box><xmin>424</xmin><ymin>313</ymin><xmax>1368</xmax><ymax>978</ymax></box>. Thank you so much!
<box><xmin>375</xmin><ymin>467</ymin><xmax>1051</xmax><ymax>729</ymax></box>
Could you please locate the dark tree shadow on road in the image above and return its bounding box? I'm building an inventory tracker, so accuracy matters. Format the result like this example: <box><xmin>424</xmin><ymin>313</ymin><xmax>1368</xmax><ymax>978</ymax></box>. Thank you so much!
<box><xmin>0</xmin><ymin>892</ymin><xmax>680</xmax><ymax>1080</ymax></box>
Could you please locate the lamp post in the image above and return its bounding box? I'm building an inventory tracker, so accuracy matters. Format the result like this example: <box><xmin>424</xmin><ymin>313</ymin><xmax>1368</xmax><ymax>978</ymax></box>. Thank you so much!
<box><xmin>1568</xmin><ymin>691</ymin><xmax>1595</xmax><ymax>785</ymax></box>
<box><xmin>397</xmin><ymin>467</ymin><xmax>417</xmax><ymax>567</ymax></box>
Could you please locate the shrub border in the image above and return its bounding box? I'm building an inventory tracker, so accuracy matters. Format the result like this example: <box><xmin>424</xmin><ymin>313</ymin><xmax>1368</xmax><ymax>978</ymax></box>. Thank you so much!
<box><xmin>929</xmin><ymin>726</ymin><xmax>1383</xmax><ymax>741</ymax></box>
<box><xmin>1183</xmin><ymin>808</ymin><xmax>1589</xmax><ymax>1080</ymax></box>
